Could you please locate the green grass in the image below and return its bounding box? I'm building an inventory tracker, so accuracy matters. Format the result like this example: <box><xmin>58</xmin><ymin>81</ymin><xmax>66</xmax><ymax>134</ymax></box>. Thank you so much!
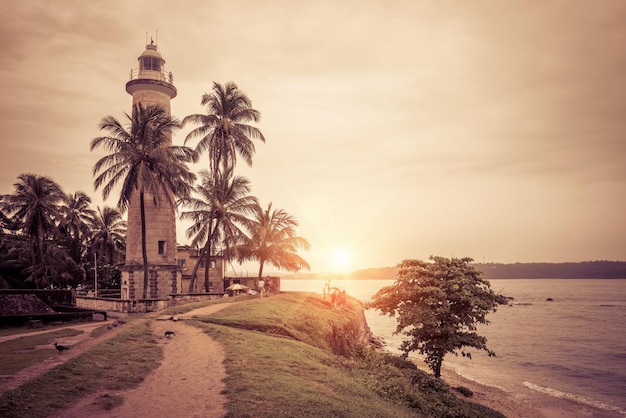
<box><xmin>0</xmin><ymin>292</ymin><xmax>505</xmax><ymax>418</ymax></box>
<box><xmin>0</xmin><ymin>329</ymin><xmax>84</xmax><ymax>374</ymax></box>
<box><xmin>195</xmin><ymin>320</ymin><xmax>417</xmax><ymax>417</ymax></box>
<box><xmin>0</xmin><ymin>322</ymin><xmax>78</xmax><ymax>338</ymax></box>
<box><xmin>193</xmin><ymin>291</ymin><xmax>505</xmax><ymax>418</ymax></box>
<box><xmin>0</xmin><ymin>321</ymin><xmax>162</xmax><ymax>418</ymax></box>
<box><xmin>201</xmin><ymin>292</ymin><xmax>359</xmax><ymax>351</ymax></box>
<box><xmin>161</xmin><ymin>297</ymin><xmax>236</xmax><ymax>316</ymax></box>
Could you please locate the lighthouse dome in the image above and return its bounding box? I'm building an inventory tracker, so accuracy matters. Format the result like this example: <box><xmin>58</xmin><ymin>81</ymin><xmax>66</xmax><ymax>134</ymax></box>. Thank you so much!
<box><xmin>126</xmin><ymin>41</ymin><xmax>176</xmax><ymax>99</ymax></box>
<box><xmin>137</xmin><ymin>42</ymin><xmax>166</xmax><ymax>73</ymax></box>
<box><xmin>138</xmin><ymin>43</ymin><xmax>165</xmax><ymax>62</ymax></box>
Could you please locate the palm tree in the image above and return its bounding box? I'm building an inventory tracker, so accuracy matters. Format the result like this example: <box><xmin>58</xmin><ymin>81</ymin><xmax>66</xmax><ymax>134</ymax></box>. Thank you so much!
<box><xmin>91</xmin><ymin>104</ymin><xmax>197</xmax><ymax>298</ymax></box>
<box><xmin>182</xmin><ymin>81</ymin><xmax>265</xmax><ymax>175</ymax></box>
<box><xmin>180</xmin><ymin>168</ymin><xmax>258</xmax><ymax>292</ymax></box>
<box><xmin>58</xmin><ymin>191</ymin><xmax>96</xmax><ymax>268</ymax></box>
<box><xmin>0</xmin><ymin>173</ymin><xmax>65</xmax><ymax>287</ymax></box>
<box><xmin>0</xmin><ymin>205</ymin><xmax>12</xmax><ymax>233</ymax></box>
<box><xmin>88</xmin><ymin>206</ymin><xmax>126</xmax><ymax>265</ymax></box>
<box><xmin>235</xmin><ymin>202</ymin><xmax>310</xmax><ymax>279</ymax></box>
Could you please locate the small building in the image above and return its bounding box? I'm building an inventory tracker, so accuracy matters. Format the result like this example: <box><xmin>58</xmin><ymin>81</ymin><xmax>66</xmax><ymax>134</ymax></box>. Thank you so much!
<box><xmin>176</xmin><ymin>246</ymin><xmax>281</xmax><ymax>294</ymax></box>
<box><xmin>176</xmin><ymin>246</ymin><xmax>226</xmax><ymax>294</ymax></box>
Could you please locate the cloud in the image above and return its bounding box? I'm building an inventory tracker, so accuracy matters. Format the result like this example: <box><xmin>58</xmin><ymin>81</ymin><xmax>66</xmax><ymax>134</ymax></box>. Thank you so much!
<box><xmin>2</xmin><ymin>1</ymin><xmax>626</xmax><ymax>269</ymax></box>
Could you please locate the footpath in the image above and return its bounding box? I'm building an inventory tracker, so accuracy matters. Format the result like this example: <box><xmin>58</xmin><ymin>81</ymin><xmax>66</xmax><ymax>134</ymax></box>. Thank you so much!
<box><xmin>2</xmin><ymin>304</ymin><xmax>233</xmax><ymax>418</ymax></box>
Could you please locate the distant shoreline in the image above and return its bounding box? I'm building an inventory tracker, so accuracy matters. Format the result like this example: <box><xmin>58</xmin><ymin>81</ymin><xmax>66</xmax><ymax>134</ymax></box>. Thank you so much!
<box><xmin>280</xmin><ymin>261</ymin><xmax>626</xmax><ymax>280</ymax></box>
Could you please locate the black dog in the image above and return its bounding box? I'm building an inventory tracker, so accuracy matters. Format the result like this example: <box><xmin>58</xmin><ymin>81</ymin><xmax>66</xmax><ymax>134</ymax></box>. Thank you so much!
<box><xmin>165</xmin><ymin>331</ymin><xmax>175</xmax><ymax>337</ymax></box>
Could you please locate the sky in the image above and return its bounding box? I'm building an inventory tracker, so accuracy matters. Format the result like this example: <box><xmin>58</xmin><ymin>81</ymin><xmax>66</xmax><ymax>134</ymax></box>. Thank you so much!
<box><xmin>1</xmin><ymin>1</ymin><xmax>625</xmax><ymax>275</ymax></box>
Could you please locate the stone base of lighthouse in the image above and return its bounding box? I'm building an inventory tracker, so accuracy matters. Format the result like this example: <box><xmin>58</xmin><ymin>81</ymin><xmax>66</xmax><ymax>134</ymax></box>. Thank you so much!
<box><xmin>120</xmin><ymin>263</ymin><xmax>182</xmax><ymax>301</ymax></box>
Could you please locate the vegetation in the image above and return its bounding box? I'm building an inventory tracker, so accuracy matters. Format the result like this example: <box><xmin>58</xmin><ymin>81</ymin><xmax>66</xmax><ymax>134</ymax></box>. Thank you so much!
<box><xmin>192</xmin><ymin>292</ymin><xmax>504</xmax><ymax>417</ymax></box>
<box><xmin>88</xmin><ymin>206</ymin><xmax>126</xmax><ymax>266</ymax></box>
<box><xmin>0</xmin><ymin>174</ymin><xmax>65</xmax><ymax>288</ymax></box>
<box><xmin>0</xmin><ymin>328</ymin><xmax>84</xmax><ymax>374</ymax></box>
<box><xmin>180</xmin><ymin>168</ymin><xmax>258</xmax><ymax>292</ymax></box>
<box><xmin>350</xmin><ymin>261</ymin><xmax>626</xmax><ymax>281</ymax></box>
<box><xmin>474</xmin><ymin>261</ymin><xmax>626</xmax><ymax>279</ymax></box>
<box><xmin>181</xmin><ymin>81</ymin><xmax>302</xmax><ymax>287</ymax></box>
<box><xmin>0</xmin><ymin>321</ymin><xmax>161</xmax><ymax>418</ymax></box>
<box><xmin>183</xmin><ymin>81</ymin><xmax>265</xmax><ymax>175</ymax></box>
<box><xmin>0</xmin><ymin>82</ymin><xmax>311</xmax><ymax>291</ymax></box>
<box><xmin>91</xmin><ymin>103</ymin><xmax>197</xmax><ymax>298</ymax></box>
<box><xmin>367</xmin><ymin>257</ymin><xmax>506</xmax><ymax>378</ymax></box>
<box><xmin>0</xmin><ymin>294</ymin><xmax>504</xmax><ymax>417</ymax></box>
<box><xmin>0</xmin><ymin>175</ymin><xmax>117</xmax><ymax>290</ymax></box>
<box><xmin>233</xmin><ymin>202</ymin><xmax>311</xmax><ymax>278</ymax></box>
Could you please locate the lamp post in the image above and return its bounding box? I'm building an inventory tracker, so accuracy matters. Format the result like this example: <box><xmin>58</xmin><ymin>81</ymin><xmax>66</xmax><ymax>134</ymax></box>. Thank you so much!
<box><xmin>94</xmin><ymin>252</ymin><xmax>98</xmax><ymax>298</ymax></box>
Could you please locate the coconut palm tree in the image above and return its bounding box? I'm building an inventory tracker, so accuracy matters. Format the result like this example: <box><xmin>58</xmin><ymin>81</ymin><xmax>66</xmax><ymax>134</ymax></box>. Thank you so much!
<box><xmin>235</xmin><ymin>202</ymin><xmax>310</xmax><ymax>279</ymax></box>
<box><xmin>88</xmin><ymin>206</ymin><xmax>126</xmax><ymax>266</ymax></box>
<box><xmin>0</xmin><ymin>205</ymin><xmax>12</xmax><ymax>233</ymax></box>
<box><xmin>180</xmin><ymin>168</ymin><xmax>257</xmax><ymax>292</ymax></box>
<box><xmin>0</xmin><ymin>173</ymin><xmax>65</xmax><ymax>287</ymax></box>
<box><xmin>182</xmin><ymin>81</ymin><xmax>265</xmax><ymax>175</ymax></box>
<box><xmin>58</xmin><ymin>191</ymin><xmax>96</xmax><ymax>268</ymax></box>
<box><xmin>91</xmin><ymin>104</ymin><xmax>197</xmax><ymax>298</ymax></box>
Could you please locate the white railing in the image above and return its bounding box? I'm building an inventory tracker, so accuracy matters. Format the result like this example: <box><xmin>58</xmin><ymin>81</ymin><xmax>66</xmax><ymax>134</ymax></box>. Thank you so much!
<box><xmin>128</xmin><ymin>68</ymin><xmax>174</xmax><ymax>84</ymax></box>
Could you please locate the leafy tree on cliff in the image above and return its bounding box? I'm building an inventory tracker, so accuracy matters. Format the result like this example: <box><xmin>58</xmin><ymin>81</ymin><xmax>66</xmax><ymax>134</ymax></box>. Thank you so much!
<box><xmin>367</xmin><ymin>256</ymin><xmax>506</xmax><ymax>378</ymax></box>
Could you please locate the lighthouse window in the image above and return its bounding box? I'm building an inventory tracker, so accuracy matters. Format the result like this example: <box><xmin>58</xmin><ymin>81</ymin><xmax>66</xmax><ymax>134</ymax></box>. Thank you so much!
<box><xmin>142</xmin><ymin>57</ymin><xmax>160</xmax><ymax>71</ymax></box>
<box><xmin>158</xmin><ymin>241</ymin><xmax>166</xmax><ymax>255</ymax></box>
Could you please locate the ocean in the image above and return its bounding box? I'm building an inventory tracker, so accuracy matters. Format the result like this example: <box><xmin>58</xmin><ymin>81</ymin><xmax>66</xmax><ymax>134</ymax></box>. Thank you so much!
<box><xmin>281</xmin><ymin>278</ymin><xmax>626</xmax><ymax>415</ymax></box>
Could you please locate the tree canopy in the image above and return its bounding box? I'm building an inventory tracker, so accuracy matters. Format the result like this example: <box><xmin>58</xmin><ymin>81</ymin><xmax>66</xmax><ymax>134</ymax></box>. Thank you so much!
<box><xmin>234</xmin><ymin>202</ymin><xmax>310</xmax><ymax>278</ymax></box>
<box><xmin>180</xmin><ymin>168</ymin><xmax>258</xmax><ymax>292</ymax></box>
<box><xmin>91</xmin><ymin>103</ymin><xmax>197</xmax><ymax>298</ymax></box>
<box><xmin>183</xmin><ymin>81</ymin><xmax>265</xmax><ymax>175</ymax></box>
<box><xmin>366</xmin><ymin>256</ymin><xmax>506</xmax><ymax>378</ymax></box>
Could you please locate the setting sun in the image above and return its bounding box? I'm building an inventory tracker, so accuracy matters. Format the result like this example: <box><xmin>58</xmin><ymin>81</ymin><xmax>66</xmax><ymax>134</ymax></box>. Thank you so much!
<box><xmin>330</xmin><ymin>246</ymin><xmax>354</xmax><ymax>274</ymax></box>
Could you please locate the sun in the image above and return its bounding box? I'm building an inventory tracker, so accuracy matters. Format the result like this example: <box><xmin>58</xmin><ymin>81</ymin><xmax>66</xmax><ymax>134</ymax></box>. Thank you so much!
<box><xmin>330</xmin><ymin>246</ymin><xmax>354</xmax><ymax>274</ymax></box>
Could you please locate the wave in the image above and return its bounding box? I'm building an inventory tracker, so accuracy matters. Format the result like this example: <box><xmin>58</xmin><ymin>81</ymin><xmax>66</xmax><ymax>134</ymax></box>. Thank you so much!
<box><xmin>523</xmin><ymin>381</ymin><xmax>626</xmax><ymax>415</ymax></box>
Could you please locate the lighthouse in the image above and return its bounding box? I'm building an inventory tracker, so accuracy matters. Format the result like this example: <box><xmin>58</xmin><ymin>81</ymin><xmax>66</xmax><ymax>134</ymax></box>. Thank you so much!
<box><xmin>120</xmin><ymin>40</ymin><xmax>181</xmax><ymax>302</ymax></box>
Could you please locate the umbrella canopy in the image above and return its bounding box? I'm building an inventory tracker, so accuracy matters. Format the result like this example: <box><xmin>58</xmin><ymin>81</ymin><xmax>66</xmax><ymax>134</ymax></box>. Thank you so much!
<box><xmin>226</xmin><ymin>284</ymin><xmax>248</xmax><ymax>291</ymax></box>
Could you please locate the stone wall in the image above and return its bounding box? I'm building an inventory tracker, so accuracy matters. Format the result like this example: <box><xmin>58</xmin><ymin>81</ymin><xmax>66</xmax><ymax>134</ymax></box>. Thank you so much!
<box><xmin>76</xmin><ymin>297</ymin><xmax>168</xmax><ymax>313</ymax></box>
<box><xmin>76</xmin><ymin>293</ymin><xmax>223</xmax><ymax>313</ymax></box>
<box><xmin>168</xmin><ymin>293</ymin><xmax>224</xmax><ymax>306</ymax></box>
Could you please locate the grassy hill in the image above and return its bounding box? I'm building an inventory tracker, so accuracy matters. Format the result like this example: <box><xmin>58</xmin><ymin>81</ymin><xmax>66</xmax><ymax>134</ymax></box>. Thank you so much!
<box><xmin>0</xmin><ymin>292</ymin><xmax>504</xmax><ymax>417</ymax></box>
<box><xmin>167</xmin><ymin>292</ymin><xmax>504</xmax><ymax>417</ymax></box>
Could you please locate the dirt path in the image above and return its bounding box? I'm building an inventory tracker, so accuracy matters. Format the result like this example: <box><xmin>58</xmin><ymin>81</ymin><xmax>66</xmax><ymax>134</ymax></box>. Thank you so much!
<box><xmin>57</xmin><ymin>303</ymin><xmax>234</xmax><ymax>418</ymax></box>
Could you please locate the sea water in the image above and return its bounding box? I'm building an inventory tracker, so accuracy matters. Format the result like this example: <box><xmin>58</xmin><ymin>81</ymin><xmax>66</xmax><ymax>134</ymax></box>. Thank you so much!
<box><xmin>281</xmin><ymin>278</ymin><xmax>626</xmax><ymax>415</ymax></box>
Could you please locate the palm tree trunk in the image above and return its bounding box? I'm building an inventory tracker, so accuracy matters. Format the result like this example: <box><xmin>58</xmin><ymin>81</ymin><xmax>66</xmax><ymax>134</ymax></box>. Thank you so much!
<box><xmin>37</xmin><ymin>230</ymin><xmax>48</xmax><ymax>288</ymax></box>
<box><xmin>204</xmin><ymin>220</ymin><xmax>213</xmax><ymax>292</ymax></box>
<box><xmin>257</xmin><ymin>259</ymin><xmax>264</xmax><ymax>279</ymax></box>
<box><xmin>140</xmin><ymin>191</ymin><xmax>149</xmax><ymax>299</ymax></box>
<box><xmin>433</xmin><ymin>357</ymin><xmax>443</xmax><ymax>378</ymax></box>
<box><xmin>187</xmin><ymin>247</ymin><xmax>205</xmax><ymax>293</ymax></box>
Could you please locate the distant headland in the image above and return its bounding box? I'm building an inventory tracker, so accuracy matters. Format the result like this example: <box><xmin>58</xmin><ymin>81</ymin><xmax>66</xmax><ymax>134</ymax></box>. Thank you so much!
<box><xmin>280</xmin><ymin>261</ymin><xmax>626</xmax><ymax>280</ymax></box>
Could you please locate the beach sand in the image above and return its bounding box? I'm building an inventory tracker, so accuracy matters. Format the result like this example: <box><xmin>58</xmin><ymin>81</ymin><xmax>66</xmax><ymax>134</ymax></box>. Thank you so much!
<box><xmin>439</xmin><ymin>364</ymin><xmax>623</xmax><ymax>418</ymax></box>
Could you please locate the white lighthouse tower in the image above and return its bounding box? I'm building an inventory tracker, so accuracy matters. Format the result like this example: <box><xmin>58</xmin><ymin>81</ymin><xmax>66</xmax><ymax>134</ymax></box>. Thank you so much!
<box><xmin>120</xmin><ymin>40</ymin><xmax>181</xmax><ymax>303</ymax></box>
